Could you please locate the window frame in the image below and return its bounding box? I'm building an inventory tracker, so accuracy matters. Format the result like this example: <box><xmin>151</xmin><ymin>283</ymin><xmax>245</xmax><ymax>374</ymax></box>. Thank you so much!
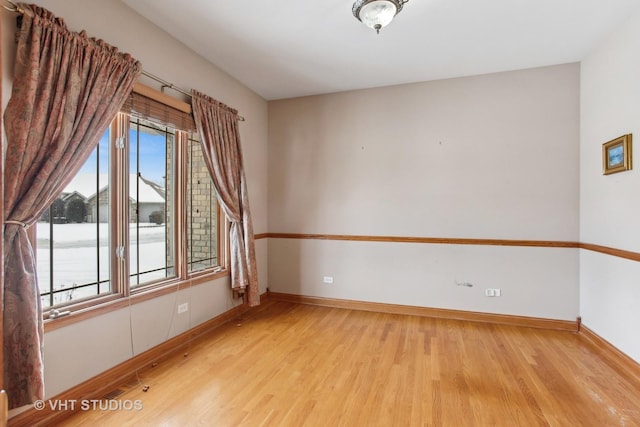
<box><xmin>40</xmin><ymin>84</ymin><xmax>229</xmax><ymax>332</ymax></box>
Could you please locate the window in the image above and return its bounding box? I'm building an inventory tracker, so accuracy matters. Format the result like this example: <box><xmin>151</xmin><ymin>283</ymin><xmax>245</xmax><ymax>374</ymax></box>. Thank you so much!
<box><xmin>38</xmin><ymin>131</ymin><xmax>111</xmax><ymax>307</ymax></box>
<box><xmin>129</xmin><ymin>117</ymin><xmax>176</xmax><ymax>287</ymax></box>
<box><xmin>187</xmin><ymin>134</ymin><xmax>220</xmax><ymax>273</ymax></box>
<box><xmin>37</xmin><ymin>89</ymin><xmax>225</xmax><ymax>312</ymax></box>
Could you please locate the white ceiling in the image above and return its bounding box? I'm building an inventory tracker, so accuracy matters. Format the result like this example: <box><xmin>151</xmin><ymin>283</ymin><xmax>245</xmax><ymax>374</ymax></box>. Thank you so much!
<box><xmin>122</xmin><ymin>0</ymin><xmax>640</xmax><ymax>100</ymax></box>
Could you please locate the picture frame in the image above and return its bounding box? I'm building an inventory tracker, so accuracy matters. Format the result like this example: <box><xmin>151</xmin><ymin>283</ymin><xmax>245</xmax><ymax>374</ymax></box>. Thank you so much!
<box><xmin>603</xmin><ymin>134</ymin><xmax>632</xmax><ymax>175</ymax></box>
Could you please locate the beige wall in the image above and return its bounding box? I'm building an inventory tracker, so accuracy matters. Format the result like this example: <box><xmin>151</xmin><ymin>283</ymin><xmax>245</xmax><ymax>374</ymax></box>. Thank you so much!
<box><xmin>268</xmin><ymin>64</ymin><xmax>580</xmax><ymax>320</ymax></box>
<box><xmin>580</xmin><ymin>9</ymin><xmax>640</xmax><ymax>363</ymax></box>
<box><xmin>2</xmin><ymin>0</ymin><xmax>269</xmax><ymax>400</ymax></box>
<box><xmin>269</xmin><ymin>64</ymin><xmax>579</xmax><ymax>239</ymax></box>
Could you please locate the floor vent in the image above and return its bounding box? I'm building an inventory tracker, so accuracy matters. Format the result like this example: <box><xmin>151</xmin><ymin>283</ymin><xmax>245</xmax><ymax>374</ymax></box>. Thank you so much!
<box><xmin>102</xmin><ymin>388</ymin><xmax>125</xmax><ymax>400</ymax></box>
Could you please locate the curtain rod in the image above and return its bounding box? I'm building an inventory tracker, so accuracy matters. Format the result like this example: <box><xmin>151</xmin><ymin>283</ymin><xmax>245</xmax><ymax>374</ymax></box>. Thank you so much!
<box><xmin>142</xmin><ymin>70</ymin><xmax>245</xmax><ymax>121</ymax></box>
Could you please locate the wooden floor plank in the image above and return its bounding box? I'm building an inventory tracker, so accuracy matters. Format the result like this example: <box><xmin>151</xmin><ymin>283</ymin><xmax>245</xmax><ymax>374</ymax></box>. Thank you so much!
<box><xmin>57</xmin><ymin>301</ymin><xmax>640</xmax><ymax>426</ymax></box>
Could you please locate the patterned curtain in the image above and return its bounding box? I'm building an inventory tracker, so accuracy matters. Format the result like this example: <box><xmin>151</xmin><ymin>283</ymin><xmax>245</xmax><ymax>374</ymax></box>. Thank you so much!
<box><xmin>3</xmin><ymin>4</ymin><xmax>141</xmax><ymax>408</ymax></box>
<box><xmin>191</xmin><ymin>90</ymin><xmax>259</xmax><ymax>307</ymax></box>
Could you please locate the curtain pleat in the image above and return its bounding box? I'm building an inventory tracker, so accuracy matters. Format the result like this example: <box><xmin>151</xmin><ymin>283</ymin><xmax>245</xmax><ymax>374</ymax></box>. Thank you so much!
<box><xmin>191</xmin><ymin>90</ymin><xmax>259</xmax><ymax>307</ymax></box>
<box><xmin>3</xmin><ymin>3</ymin><xmax>141</xmax><ymax>408</ymax></box>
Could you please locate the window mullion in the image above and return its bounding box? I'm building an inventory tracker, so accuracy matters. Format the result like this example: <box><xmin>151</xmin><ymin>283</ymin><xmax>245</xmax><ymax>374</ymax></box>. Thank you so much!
<box><xmin>174</xmin><ymin>130</ymin><xmax>188</xmax><ymax>279</ymax></box>
<box><xmin>110</xmin><ymin>113</ymin><xmax>131</xmax><ymax>296</ymax></box>
<box><xmin>48</xmin><ymin>210</ymin><xmax>54</xmax><ymax>307</ymax></box>
<box><xmin>220</xmin><ymin>207</ymin><xmax>229</xmax><ymax>271</ymax></box>
<box><xmin>135</xmin><ymin>120</ymin><xmax>140</xmax><ymax>286</ymax></box>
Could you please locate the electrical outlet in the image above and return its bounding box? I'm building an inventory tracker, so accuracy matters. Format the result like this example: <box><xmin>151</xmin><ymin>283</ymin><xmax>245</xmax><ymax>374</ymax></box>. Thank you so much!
<box><xmin>323</xmin><ymin>276</ymin><xmax>334</xmax><ymax>284</ymax></box>
<box><xmin>485</xmin><ymin>289</ymin><xmax>501</xmax><ymax>297</ymax></box>
<box><xmin>178</xmin><ymin>302</ymin><xmax>189</xmax><ymax>314</ymax></box>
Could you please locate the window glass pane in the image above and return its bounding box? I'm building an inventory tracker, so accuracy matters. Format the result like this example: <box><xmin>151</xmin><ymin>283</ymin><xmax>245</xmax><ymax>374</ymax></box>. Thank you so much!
<box><xmin>187</xmin><ymin>136</ymin><xmax>219</xmax><ymax>272</ymax></box>
<box><xmin>129</xmin><ymin>118</ymin><xmax>175</xmax><ymax>287</ymax></box>
<box><xmin>37</xmin><ymin>130</ymin><xmax>111</xmax><ymax>308</ymax></box>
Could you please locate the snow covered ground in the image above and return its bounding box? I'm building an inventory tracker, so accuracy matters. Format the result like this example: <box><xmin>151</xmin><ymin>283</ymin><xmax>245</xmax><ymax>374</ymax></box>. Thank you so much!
<box><xmin>36</xmin><ymin>222</ymin><xmax>169</xmax><ymax>307</ymax></box>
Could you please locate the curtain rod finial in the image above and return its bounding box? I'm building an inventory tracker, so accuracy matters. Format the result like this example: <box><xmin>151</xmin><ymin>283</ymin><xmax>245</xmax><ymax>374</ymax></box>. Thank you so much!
<box><xmin>2</xmin><ymin>0</ymin><xmax>22</xmax><ymax>13</ymax></box>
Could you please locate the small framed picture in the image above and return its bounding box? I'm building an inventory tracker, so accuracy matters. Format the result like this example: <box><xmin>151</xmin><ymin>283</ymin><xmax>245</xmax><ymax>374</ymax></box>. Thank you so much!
<box><xmin>603</xmin><ymin>134</ymin><xmax>632</xmax><ymax>175</ymax></box>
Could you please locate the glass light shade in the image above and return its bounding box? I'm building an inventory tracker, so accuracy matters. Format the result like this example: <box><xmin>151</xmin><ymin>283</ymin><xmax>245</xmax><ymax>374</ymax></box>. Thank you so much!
<box><xmin>358</xmin><ymin>1</ymin><xmax>398</xmax><ymax>32</ymax></box>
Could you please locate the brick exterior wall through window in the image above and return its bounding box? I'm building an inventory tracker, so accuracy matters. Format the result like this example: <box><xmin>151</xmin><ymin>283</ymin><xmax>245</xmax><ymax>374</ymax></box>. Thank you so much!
<box><xmin>187</xmin><ymin>138</ymin><xmax>218</xmax><ymax>272</ymax></box>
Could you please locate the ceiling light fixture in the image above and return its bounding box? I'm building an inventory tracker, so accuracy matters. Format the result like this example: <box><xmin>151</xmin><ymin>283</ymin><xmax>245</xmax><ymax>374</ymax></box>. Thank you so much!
<box><xmin>352</xmin><ymin>0</ymin><xmax>409</xmax><ymax>34</ymax></box>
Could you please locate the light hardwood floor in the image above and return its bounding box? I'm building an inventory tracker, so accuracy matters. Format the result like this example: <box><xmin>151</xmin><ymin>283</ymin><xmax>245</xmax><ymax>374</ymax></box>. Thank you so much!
<box><xmin>59</xmin><ymin>300</ymin><xmax>640</xmax><ymax>426</ymax></box>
